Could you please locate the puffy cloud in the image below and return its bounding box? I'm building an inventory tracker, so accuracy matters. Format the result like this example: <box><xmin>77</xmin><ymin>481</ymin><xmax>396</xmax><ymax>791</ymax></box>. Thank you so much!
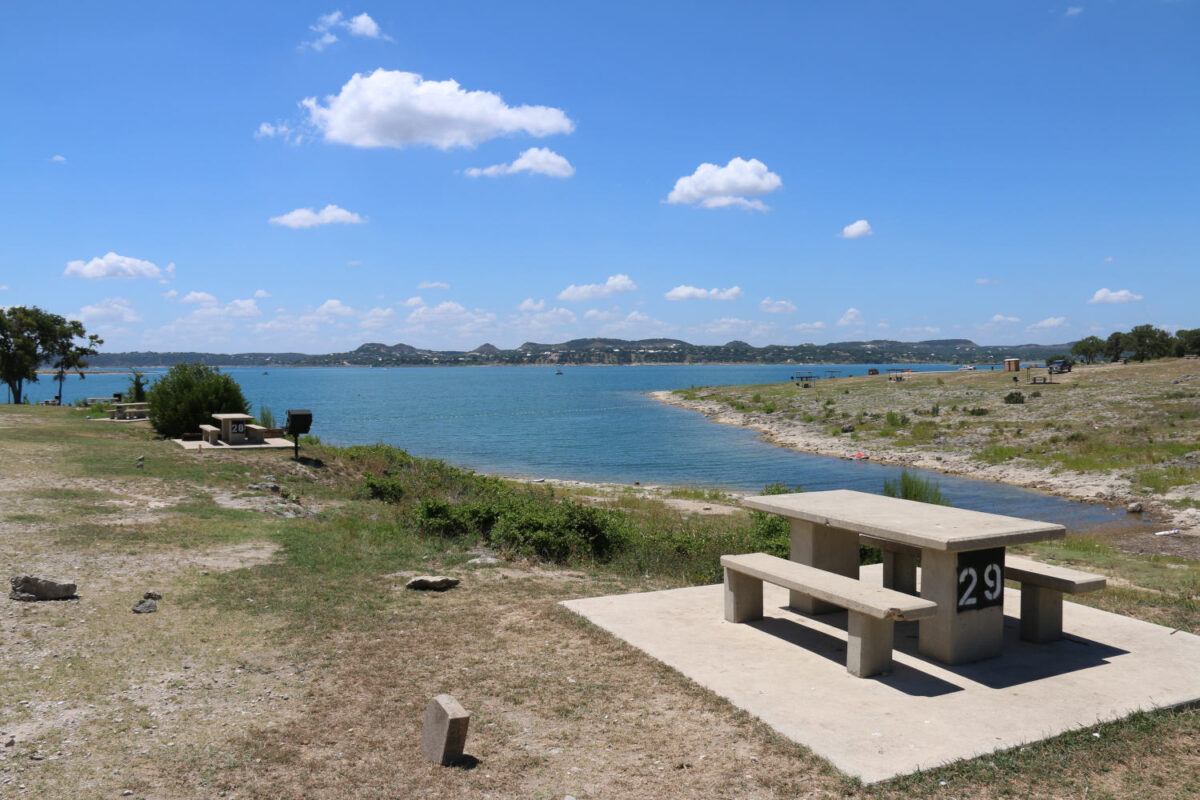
<box><xmin>664</xmin><ymin>285</ymin><xmax>742</xmax><ymax>301</ymax></box>
<box><xmin>989</xmin><ymin>314</ymin><xmax>1020</xmax><ymax>323</ymax></box>
<box><xmin>465</xmin><ymin>147</ymin><xmax>575</xmax><ymax>178</ymax></box>
<box><xmin>64</xmin><ymin>252</ymin><xmax>169</xmax><ymax>280</ymax></box>
<box><xmin>254</xmin><ymin>289</ymin><xmax>271</xmax><ymax>298</ymax></box>
<box><xmin>418</xmin><ymin>281</ymin><xmax>450</xmax><ymax>290</ymax></box>
<box><xmin>557</xmin><ymin>273</ymin><xmax>637</xmax><ymax>302</ymax></box>
<box><xmin>182</xmin><ymin>291</ymin><xmax>218</xmax><ymax>306</ymax></box>
<box><xmin>666</xmin><ymin>157</ymin><xmax>782</xmax><ymax>211</ymax></box>
<box><xmin>795</xmin><ymin>321</ymin><xmax>826</xmax><ymax>332</ymax></box>
<box><xmin>269</xmin><ymin>204</ymin><xmax>365</xmax><ymax>229</ymax></box>
<box><xmin>360</xmin><ymin>307</ymin><xmax>395</xmax><ymax>330</ymax></box>
<box><xmin>314</xmin><ymin>299</ymin><xmax>356</xmax><ymax>317</ymax></box>
<box><xmin>584</xmin><ymin>307</ymin><xmax>621</xmax><ymax>322</ymax></box>
<box><xmin>1028</xmin><ymin>316</ymin><xmax>1068</xmax><ymax>331</ymax></box>
<box><xmin>255</xmin><ymin>122</ymin><xmax>291</xmax><ymax>139</ymax></box>
<box><xmin>518</xmin><ymin>298</ymin><xmax>545</xmax><ymax>311</ymax></box>
<box><xmin>304</xmin><ymin>11</ymin><xmax>390</xmax><ymax>51</ymax></box>
<box><xmin>836</xmin><ymin>307</ymin><xmax>863</xmax><ymax>327</ymax></box>
<box><xmin>512</xmin><ymin>307</ymin><xmax>577</xmax><ymax>333</ymax></box>
<box><xmin>598</xmin><ymin>310</ymin><xmax>676</xmax><ymax>338</ymax></box>
<box><xmin>302</xmin><ymin>69</ymin><xmax>574</xmax><ymax>150</ymax></box>
<box><xmin>699</xmin><ymin>317</ymin><xmax>774</xmax><ymax>340</ymax></box>
<box><xmin>1088</xmin><ymin>287</ymin><xmax>1143</xmax><ymax>304</ymax></box>
<box><xmin>50</xmin><ymin>155</ymin><xmax>66</xmax><ymax>163</ymax></box>
<box><xmin>401</xmin><ymin>296</ymin><xmax>424</xmax><ymax>307</ymax></box>
<box><xmin>223</xmin><ymin>299</ymin><xmax>261</xmax><ymax>318</ymax></box>
<box><xmin>77</xmin><ymin>297</ymin><xmax>141</xmax><ymax>324</ymax></box>
<box><xmin>405</xmin><ymin>301</ymin><xmax>499</xmax><ymax>340</ymax></box>
<box><xmin>759</xmin><ymin>297</ymin><xmax>796</xmax><ymax>313</ymax></box>
<box><xmin>839</xmin><ymin>219</ymin><xmax>873</xmax><ymax>239</ymax></box>
<box><xmin>162</xmin><ymin>289</ymin><xmax>178</xmax><ymax>300</ymax></box>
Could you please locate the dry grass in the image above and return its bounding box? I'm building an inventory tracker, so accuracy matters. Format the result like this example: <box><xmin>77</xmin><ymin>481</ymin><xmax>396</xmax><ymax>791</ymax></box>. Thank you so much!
<box><xmin>2</xmin><ymin>406</ymin><xmax>1199</xmax><ymax>798</ymax></box>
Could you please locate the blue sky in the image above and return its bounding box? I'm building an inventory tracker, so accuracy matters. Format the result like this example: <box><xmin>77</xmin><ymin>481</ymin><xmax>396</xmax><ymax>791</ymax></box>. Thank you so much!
<box><xmin>3</xmin><ymin>2</ymin><xmax>1196</xmax><ymax>353</ymax></box>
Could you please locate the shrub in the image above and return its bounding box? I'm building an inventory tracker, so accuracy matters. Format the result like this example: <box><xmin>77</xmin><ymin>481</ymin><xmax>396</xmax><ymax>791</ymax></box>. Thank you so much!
<box><xmin>1004</xmin><ymin>391</ymin><xmax>1025</xmax><ymax>405</ymax></box>
<box><xmin>126</xmin><ymin>370</ymin><xmax>150</xmax><ymax>402</ymax></box>
<box><xmin>489</xmin><ymin>498</ymin><xmax>629</xmax><ymax>562</ymax></box>
<box><xmin>967</xmin><ymin>407</ymin><xmax>990</xmax><ymax>416</ymax></box>
<box><xmin>257</xmin><ymin>405</ymin><xmax>276</xmax><ymax>428</ymax></box>
<box><xmin>146</xmin><ymin>363</ymin><xmax>249</xmax><ymax>438</ymax></box>
<box><xmin>882</xmin><ymin>470</ymin><xmax>950</xmax><ymax>506</ymax></box>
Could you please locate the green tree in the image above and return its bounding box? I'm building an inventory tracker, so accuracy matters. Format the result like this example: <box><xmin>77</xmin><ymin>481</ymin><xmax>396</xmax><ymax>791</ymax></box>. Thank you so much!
<box><xmin>1174</xmin><ymin>328</ymin><xmax>1200</xmax><ymax>357</ymax></box>
<box><xmin>146</xmin><ymin>362</ymin><xmax>249</xmax><ymax>438</ymax></box>
<box><xmin>1104</xmin><ymin>331</ymin><xmax>1131</xmax><ymax>362</ymax></box>
<box><xmin>1128</xmin><ymin>324</ymin><xmax>1172</xmax><ymax>362</ymax></box>
<box><xmin>1070</xmin><ymin>335</ymin><xmax>1104</xmax><ymax>364</ymax></box>
<box><xmin>125</xmin><ymin>369</ymin><xmax>150</xmax><ymax>402</ymax></box>
<box><xmin>0</xmin><ymin>306</ymin><xmax>100</xmax><ymax>404</ymax></box>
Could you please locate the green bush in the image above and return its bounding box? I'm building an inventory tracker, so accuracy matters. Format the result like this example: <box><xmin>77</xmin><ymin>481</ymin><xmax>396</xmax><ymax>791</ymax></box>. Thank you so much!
<box><xmin>883</xmin><ymin>470</ymin><xmax>950</xmax><ymax>506</ymax></box>
<box><xmin>1004</xmin><ymin>391</ymin><xmax>1025</xmax><ymax>405</ymax></box>
<box><xmin>146</xmin><ymin>363</ymin><xmax>249</xmax><ymax>438</ymax></box>
<box><xmin>125</xmin><ymin>370</ymin><xmax>149</xmax><ymax>402</ymax></box>
<box><xmin>967</xmin><ymin>407</ymin><xmax>990</xmax><ymax>416</ymax></box>
<box><xmin>489</xmin><ymin>498</ymin><xmax>629</xmax><ymax>562</ymax></box>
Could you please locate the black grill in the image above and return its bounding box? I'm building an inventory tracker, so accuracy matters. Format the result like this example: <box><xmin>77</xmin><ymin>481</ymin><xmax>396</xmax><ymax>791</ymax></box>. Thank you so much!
<box><xmin>285</xmin><ymin>409</ymin><xmax>312</xmax><ymax>436</ymax></box>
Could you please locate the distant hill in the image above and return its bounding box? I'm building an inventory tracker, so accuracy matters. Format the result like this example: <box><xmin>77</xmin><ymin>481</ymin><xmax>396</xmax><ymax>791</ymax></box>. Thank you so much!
<box><xmin>85</xmin><ymin>338</ymin><xmax>1071</xmax><ymax>368</ymax></box>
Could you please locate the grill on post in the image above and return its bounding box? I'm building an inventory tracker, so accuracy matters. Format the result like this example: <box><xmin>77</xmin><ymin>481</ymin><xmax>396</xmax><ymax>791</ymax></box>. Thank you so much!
<box><xmin>284</xmin><ymin>409</ymin><xmax>312</xmax><ymax>459</ymax></box>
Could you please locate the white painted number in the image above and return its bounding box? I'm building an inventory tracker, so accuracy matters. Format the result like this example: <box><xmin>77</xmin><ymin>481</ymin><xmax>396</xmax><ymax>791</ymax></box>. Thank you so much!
<box><xmin>983</xmin><ymin>562</ymin><xmax>1003</xmax><ymax>601</ymax></box>
<box><xmin>958</xmin><ymin>567</ymin><xmax>978</xmax><ymax>607</ymax></box>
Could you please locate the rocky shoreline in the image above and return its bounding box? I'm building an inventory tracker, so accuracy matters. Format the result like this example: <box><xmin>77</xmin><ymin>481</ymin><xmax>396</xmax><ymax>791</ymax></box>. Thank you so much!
<box><xmin>651</xmin><ymin>390</ymin><xmax>1200</xmax><ymax>536</ymax></box>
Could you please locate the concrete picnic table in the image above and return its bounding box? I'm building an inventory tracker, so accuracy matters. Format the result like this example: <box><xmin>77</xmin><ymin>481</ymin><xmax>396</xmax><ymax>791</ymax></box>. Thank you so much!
<box><xmin>211</xmin><ymin>412</ymin><xmax>254</xmax><ymax>444</ymax></box>
<box><xmin>741</xmin><ymin>489</ymin><xmax>1065</xmax><ymax>664</ymax></box>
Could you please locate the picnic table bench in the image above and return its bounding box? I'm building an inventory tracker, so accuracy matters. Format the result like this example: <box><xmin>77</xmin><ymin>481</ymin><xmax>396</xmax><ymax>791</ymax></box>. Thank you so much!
<box><xmin>723</xmin><ymin>553</ymin><xmax>937</xmax><ymax>677</ymax></box>
<box><xmin>199</xmin><ymin>424</ymin><xmax>220</xmax><ymax>445</ymax></box>
<box><xmin>1030</xmin><ymin>375</ymin><xmax>1050</xmax><ymax>385</ymax></box>
<box><xmin>1005</xmin><ymin>556</ymin><xmax>1106</xmax><ymax>642</ymax></box>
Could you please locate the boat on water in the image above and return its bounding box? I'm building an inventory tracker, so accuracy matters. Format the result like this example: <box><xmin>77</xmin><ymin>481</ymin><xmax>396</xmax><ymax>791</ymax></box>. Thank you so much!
<box><xmin>555</xmin><ymin>369</ymin><xmax>563</xmax><ymax>375</ymax></box>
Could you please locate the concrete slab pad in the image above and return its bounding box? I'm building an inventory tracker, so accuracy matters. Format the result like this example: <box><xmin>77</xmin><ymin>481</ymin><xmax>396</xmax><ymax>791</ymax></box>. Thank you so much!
<box><xmin>172</xmin><ymin>437</ymin><xmax>295</xmax><ymax>451</ymax></box>
<box><xmin>561</xmin><ymin>565</ymin><xmax>1200</xmax><ymax>784</ymax></box>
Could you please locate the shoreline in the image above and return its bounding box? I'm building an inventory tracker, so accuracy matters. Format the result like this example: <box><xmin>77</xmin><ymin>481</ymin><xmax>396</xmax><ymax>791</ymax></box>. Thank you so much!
<box><xmin>651</xmin><ymin>389</ymin><xmax>1199</xmax><ymax>535</ymax></box>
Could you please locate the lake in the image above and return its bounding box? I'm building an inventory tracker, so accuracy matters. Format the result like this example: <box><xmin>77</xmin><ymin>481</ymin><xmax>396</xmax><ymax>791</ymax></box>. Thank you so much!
<box><xmin>26</xmin><ymin>364</ymin><xmax>1142</xmax><ymax>531</ymax></box>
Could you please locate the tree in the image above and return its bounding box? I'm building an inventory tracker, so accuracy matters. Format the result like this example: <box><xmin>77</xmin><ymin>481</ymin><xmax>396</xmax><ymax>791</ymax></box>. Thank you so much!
<box><xmin>146</xmin><ymin>362</ymin><xmax>249</xmax><ymax>438</ymax></box>
<box><xmin>1070</xmin><ymin>336</ymin><xmax>1105</xmax><ymax>364</ymax></box>
<box><xmin>50</xmin><ymin>321</ymin><xmax>103</xmax><ymax>405</ymax></box>
<box><xmin>126</xmin><ymin>369</ymin><xmax>150</xmax><ymax>403</ymax></box>
<box><xmin>1175</xmin><ymin>328</ymin><xmax>1200</xmax><ymax>357</ymax></box>
<box><xmin>1128</xmin><ymin>324</ymin><xmax>1172</xmax><ymax>362</ymax></box>
<box><xmin>0</xmin><ymin>306</ymin><xmax>100</xmax><ymax>404</ymax></box>
<box><xmin>1103</xmin><ymin>331</ymin><xmax>1130</xmax><ymax>362</ymax></box>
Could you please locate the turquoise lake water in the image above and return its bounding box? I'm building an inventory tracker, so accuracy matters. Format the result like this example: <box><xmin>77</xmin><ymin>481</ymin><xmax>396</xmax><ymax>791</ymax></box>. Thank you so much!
<box><xmin>27</xmin><ymin>364</ymin><xmax>1144</xmax><ymax>531</ymax></box>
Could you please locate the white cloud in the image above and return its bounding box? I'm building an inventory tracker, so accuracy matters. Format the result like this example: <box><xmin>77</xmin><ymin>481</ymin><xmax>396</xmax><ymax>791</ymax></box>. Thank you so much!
<box><xmin>254</xmin><ymin>289</ymin><xmax>271</xmax><ymax>298</ymax></box>
<box><xmin>0</xmin><ymin>285</ymin><xmax>7</xmax><ymax>291</ymax></box>
<box><xmin>839</xmin><ymin>219</ymin><xmax>873</xmax><ymax>239</ymax></box>
<box><xmin>518</xmin><ymin>298</ymin><xmax>545</xmax><ymax>312</ymax></box>
<box><xmin>302</xmin><ymin>69</ymin><xmax>574</xmax><ymax>150</ymax></box>
<box><xmin>50</xmin><ymin>155</ymin><xmax>66</xmax><ymax>163</ymax></box>
<box><xmin>759</xmin><ymin>297</ymin><xmax>796</xmax><ymax>313</ymax></box>
<box><xmin>557</xmin><ymin>274</ymin><xmax>637</xmax><ymax>302</ymax></box>
<box><xmin>315</xmin><ymin>299</ymin><xmax>357</xmax><ymax>317</ymax></box>
<box><xmin>836</xmin><ymin>308</ymin><xmax>863</xmax><ymax>327</ymax></box>
<box><xmin>989</xmin><ymin>314</ymin><xmax>1020</xmax><ymax>323</ymax></box>
<box><xmin>901</xmin><ymin>326</ymin><xmax>941</xmax><ymax>337</ymax></box>
<box><xmin>255</xmin><ymin>122</ymin><xmax>293</xmax><ymax>140</ymax></box>
<box><xmin>269</xmin><ymin>204</ymin><xmax>365</xmax><ymax>229</ymax></box>
<box><xmin>417</xmin><ymin>281</ymin><xmax>450</xmax><ymax>290</ymax></box>
<box><xmin>1028</xmin><ymin>316</ymin><xmax>1068</xmax><ymax>331</ymax></box>
<box><xmin>347</xmin><ymin>260</ymin><xmax>363</xmax><ymax>266</ymax></box>
<box><xmin>405</xmin><ymin>301</ymin><xmax>499</xmax><ymax>340</ymax></box>
<box><xmin>64</xmin><ymin>252</ymin><xmax>169</xmax><ymax>280</ymax></box>
<box><xmin>699</xmin><ymin>317</ymin><xmax>774</xmax><ymax>340</ymax></box>
<box><xmin>465</xmin><ymin>147</ymin><xmax>575</xmax><ymax>178</ymax></box>
<box><xmin>77</xmin><ymin>297</ymin><xmax>141</xmax><ymax>324</ymax></box>
<box><xmin>598</xmin><ymin>310</ymin><xmax>676</xmax><ymax>338</ymax></box>
<box><xmin>304</xmin><ymin>11</ymin><xmax>390</xmax><ymax>51</ymax></box>
<box><xmin>1088</xmin><ymin>287</ymin><xmax>1143</xmax><ymax>304</ymax></box>
<box><xmin>584</xmin><ymin>307</ymin><xmax>621</xmax><ymax>322</ymax></box>
<box><xmin>795</xmin><ymin>321</ymin><xmax>826</xmax><ymax>332</ymax></box>
<box><xmin>664</xmin><ymin>285</ymin><xmax>742</xmax><ymax>301</ymax></box>
<box><xmin>360</xmin><ymin>307</ymin><xmax>395</xmax><ymax>330</ymax></box>
<box><xmin>512</xmin><ymin>306</ymin><xmax>577</xmax><ymax>333</ymax></box>
<box><xmin>162</xmin><ymin>289</ymin><xmax>178</xmax><ymax>300</ymax></box>
<box><xmin>975</xmin><ymin>277</ymin><xmax>1000</xmax><ymax>285</ymax></box>
<box><xmin>1065</xmin><ymin>6</ymin><xmax>1083</xmax><ymax>17</ymax></box>
<box><xmin>666</xmin><ymin>157</ymin><xmax>782</xmax><ymax>211</ymax></box>
<box><xmin>401</xmin><ymin>296</ymin><xmax>424</xmax><ymax>308</ymax></box>
<box><xmin>223</xmin><ymin>299</ymin><xmax>261</xmax><ymax>318</ymax></box>
<box><xmin>182</xmin><ymin>291</ymin><xmax>218</xmax><ymax>306</ymax></box>
<box><xmin>1103</xmin><ymin>256</ymin><xmax>1113</xmax><ymax>262</ymax></box>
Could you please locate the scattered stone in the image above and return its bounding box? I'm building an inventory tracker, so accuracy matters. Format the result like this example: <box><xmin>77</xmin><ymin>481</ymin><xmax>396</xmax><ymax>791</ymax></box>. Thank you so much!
<box><xmin>9</xmin><ymin>575</ymin><xmax>78</xmax><ymax>602</ymax></box>
<box><xmin>1170</xmin><ymin>374</ymin><xmax>1196</xmax><ymax>384</ymax></box>
<box><xmin>144</xmin><ymin>591</ymin><xmax>163</xmax><ymax>600</ymax></box>
<box><xmin>132</xmin><ymin>598</ymin><xmax>158</xmax><ymax>614</ymax></box>
<box><xmin>420</xmin><ymin>694</ymin><xmax>470</xmax><ymax>766</ymax></box>
<box><xmin>406</xmin><ymin>576</ymin><xmax>460</xmax><ymax>591</ymax></box>
<box><xmin>841</xmin><ymin>423</ymin><xmax>855</xmax><ymax>433</ymax></box>
<box><xmin>1127</xmin><ymin>502</ymin><xmax>1144</xmax><ymax>514</ymax></box>
<box><xmin>467</xmin><ymin>556</ymin><xmax>499</xmax><ymax>565</ymax></box>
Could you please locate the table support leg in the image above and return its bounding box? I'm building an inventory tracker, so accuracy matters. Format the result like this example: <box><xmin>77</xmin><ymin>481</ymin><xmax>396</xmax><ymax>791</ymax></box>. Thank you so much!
<box><xmin>882</xmin><ymin>550</ymin><xmax>919</xmax><ymax>595</ymax></box>
<box><xmin>724</xmin><ymin>568</ymin><xmax>763</xmax><ymax>623</ymax></box>
<box><xmin>788</xmin><ymin>520</ymin><xmax>859</xmax><ymax>614</ymax></box>
<box><xmin>918</xmin><ymin>549</ymin><xmax>1003</xmax><ymax>664</ymax></box>
<box><xmin>1019</xmin><ymin>584</ymin><xmax>1063</xmax><ymax>643</ymax></box>
<box><xmin>847</xmin><ymin>613</ymin><xmax>894</xmax><ymax>678</ymax></box>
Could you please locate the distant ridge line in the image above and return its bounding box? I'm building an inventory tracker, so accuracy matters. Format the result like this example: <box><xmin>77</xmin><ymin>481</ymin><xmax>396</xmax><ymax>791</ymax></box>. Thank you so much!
<box><xmin>83</xmin><ymin>338</ymin><xmax>1072</xmax><ymax>368</ymax></box>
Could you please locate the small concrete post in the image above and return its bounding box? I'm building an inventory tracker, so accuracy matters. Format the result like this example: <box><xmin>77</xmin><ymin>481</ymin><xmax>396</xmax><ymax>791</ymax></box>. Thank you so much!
<box><xmin>723</xmin><ymin>567</ymin><xmax>763</xmax><ymax>623</ymax></box>
<box><xmin>846</xmin><ymin>612</ymin><xmax>894</xmax><ymax>678</ymax></box>
<box><xmin>420</xmin><ymin>694</ymin><xmax>470</xmax><ymax>766</ymax></box>
<box><xmin>1020</xmin><ymin>585</ymin><xmax>1064</xmax><ymax>643</ymax></box>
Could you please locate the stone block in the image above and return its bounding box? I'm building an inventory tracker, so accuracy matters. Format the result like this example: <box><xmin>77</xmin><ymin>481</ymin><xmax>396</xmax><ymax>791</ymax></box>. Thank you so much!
<box><xmin>420</xmin><ymin>694</ymin><xmax>470</xmax><ymax>766</ymax></box>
